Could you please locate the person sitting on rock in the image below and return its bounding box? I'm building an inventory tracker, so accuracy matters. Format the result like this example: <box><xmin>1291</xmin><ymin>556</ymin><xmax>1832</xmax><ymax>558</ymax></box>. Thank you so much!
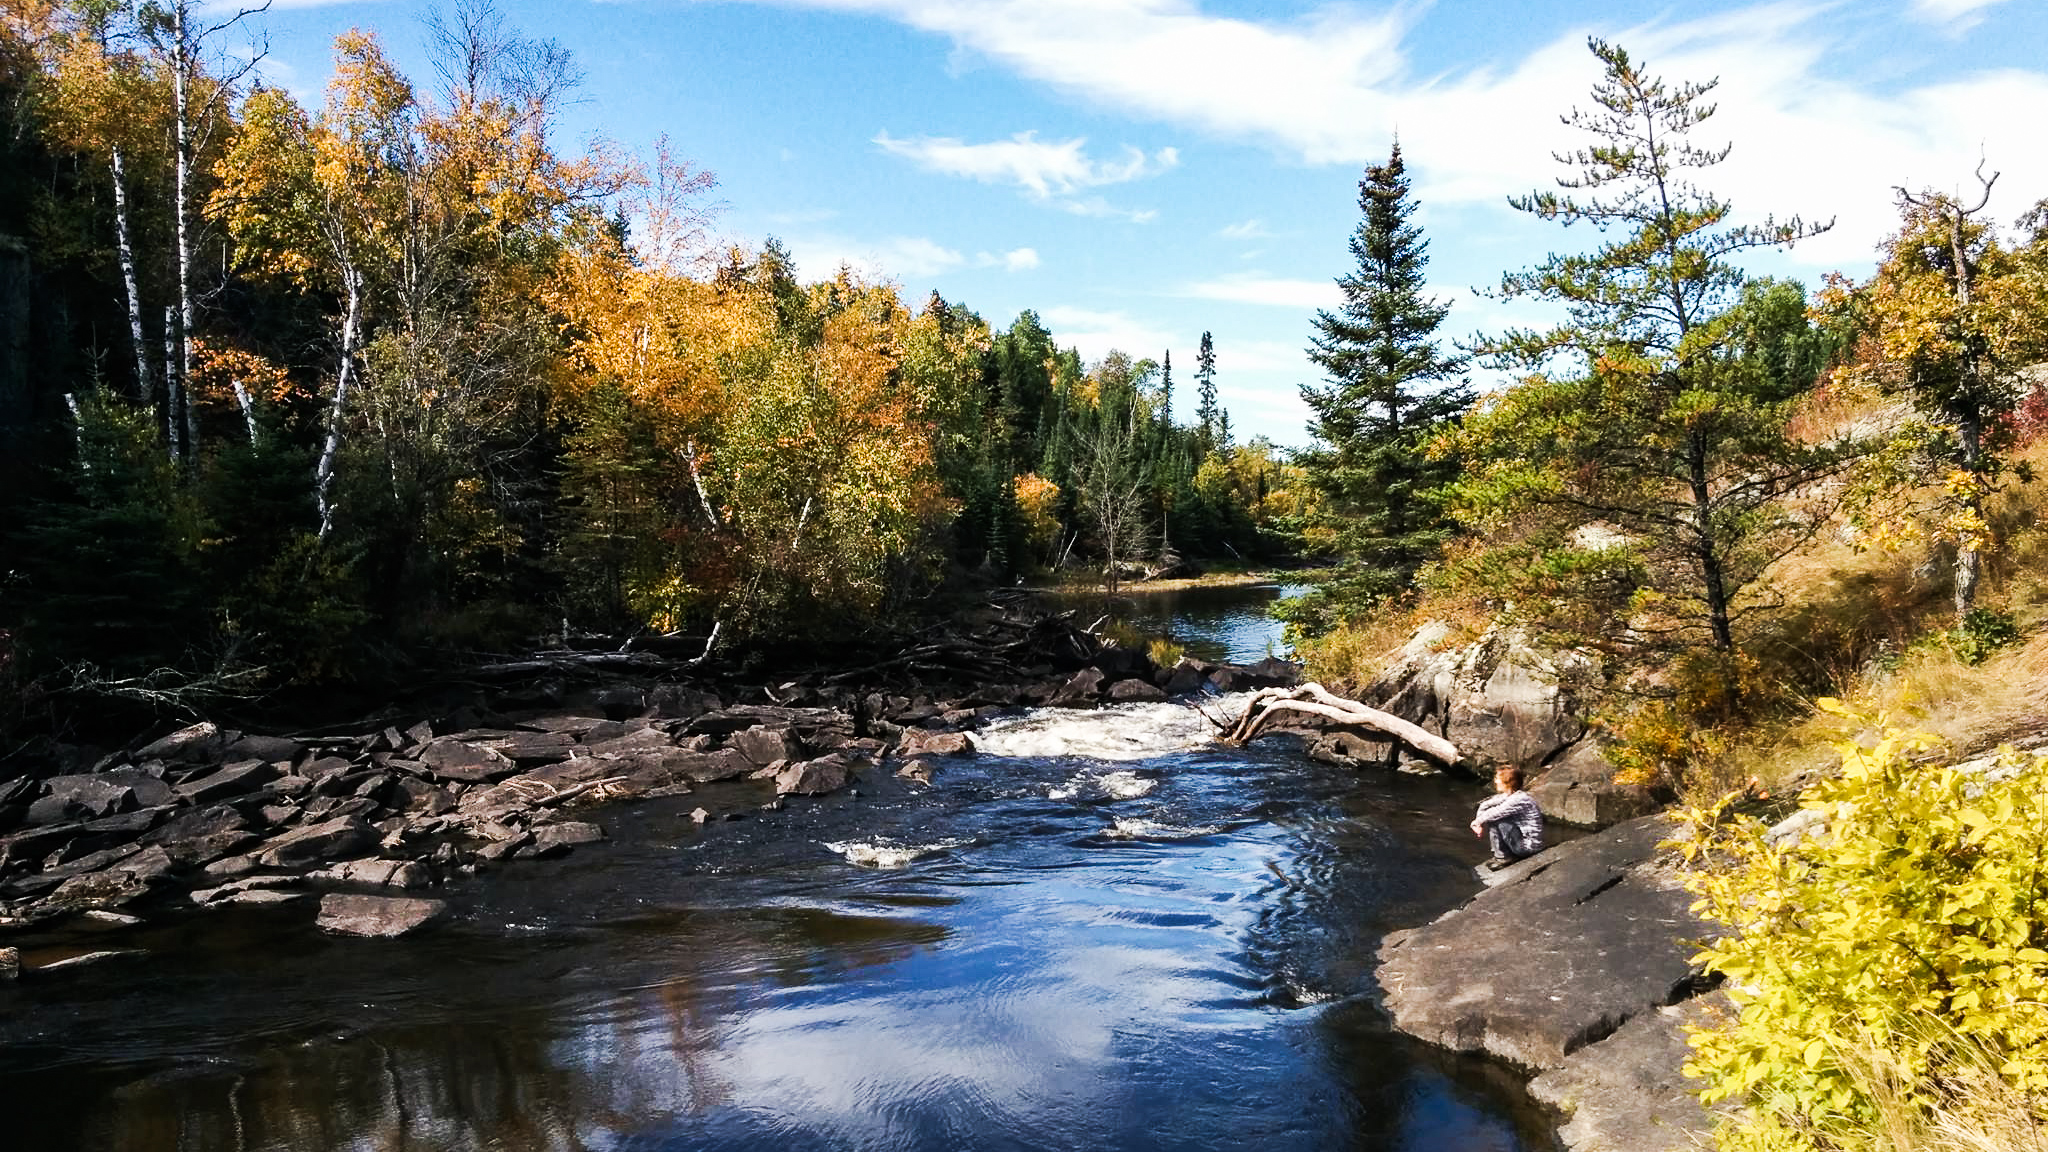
<box><xmin>1470</xmin><ymin>764</ymin><xmax>1544</xmax><ymax>870</ymax></box>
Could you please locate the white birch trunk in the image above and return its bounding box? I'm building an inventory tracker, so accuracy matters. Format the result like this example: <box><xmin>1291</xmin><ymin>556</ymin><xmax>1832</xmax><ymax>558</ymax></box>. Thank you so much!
<box><xmin>65</xmin><ymin>394</ymin><xmax>89</xmax><ymax>474</ymax></box>
<box><xmin>315</xmin><ymin>267</ymin><xmax>362</xmax><ymax>538</ymax></box>
<box><xmin>171</xmin><ymin>4</ymin><xmax>197</xmax><ymax>446</ymax></box>
<box><xmin>233</xmin><ymin>380</ymin><xmax>257</xmax><ymax>444</ymax></box>
<box><xmin>111</xmin><ymin>144</ymin><xmax>151</xmax><ymax>403</ymax></box>
<box><xmin>164</xmin><ymin>305</ymin><xmax>181</xmax><ymax>461</ymax></box>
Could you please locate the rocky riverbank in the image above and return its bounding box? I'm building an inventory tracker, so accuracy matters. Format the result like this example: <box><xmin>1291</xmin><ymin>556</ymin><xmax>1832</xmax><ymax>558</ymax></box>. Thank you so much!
<box><xmin>0</xmin><ymin>628</ymin><xmax>1300</xmax><ymax>971</ymax></box>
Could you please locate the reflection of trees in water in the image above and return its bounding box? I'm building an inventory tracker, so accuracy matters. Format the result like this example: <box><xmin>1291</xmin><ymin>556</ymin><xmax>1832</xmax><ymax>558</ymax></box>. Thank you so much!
<box><xmin>72</xmin><ymin>905</ymin><xmax>950</xmax><ymax>1151</ymax></box>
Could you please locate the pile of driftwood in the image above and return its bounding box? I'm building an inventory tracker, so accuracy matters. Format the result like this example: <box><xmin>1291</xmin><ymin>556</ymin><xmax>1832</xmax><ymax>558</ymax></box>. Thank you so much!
<box><xmin>1219</xmin><ymin>683</ymin><xmax>1464</xmax><ymax>771</ymax></box>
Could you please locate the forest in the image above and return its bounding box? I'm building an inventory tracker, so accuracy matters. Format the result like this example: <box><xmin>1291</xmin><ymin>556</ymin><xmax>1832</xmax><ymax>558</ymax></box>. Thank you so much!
<box><xmin>0</xmin><ymin>0</ymin><xmax>1307</xmax><ymax>727</ymax></box>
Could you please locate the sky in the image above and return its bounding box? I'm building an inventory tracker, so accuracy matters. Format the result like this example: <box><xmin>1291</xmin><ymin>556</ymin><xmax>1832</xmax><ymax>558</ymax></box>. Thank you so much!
<box><xmin>241</xmin><ymin>0</ymin><xmax>2048</xmax><ymax>445</ymax></box>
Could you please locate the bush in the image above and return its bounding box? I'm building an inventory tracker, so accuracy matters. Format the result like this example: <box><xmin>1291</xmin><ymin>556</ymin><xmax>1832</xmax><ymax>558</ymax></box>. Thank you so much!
<box><xmin>1673</xmin><ymin>708</ymin><xmax>2048</xmax><ymax>1151</ymax></box>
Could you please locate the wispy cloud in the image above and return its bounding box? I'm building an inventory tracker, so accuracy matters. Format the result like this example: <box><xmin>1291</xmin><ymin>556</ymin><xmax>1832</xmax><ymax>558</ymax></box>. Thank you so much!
<box><xmin>779</xmin><ymin>1</ymin><xmax>2048</xmax><ymax>270</ymax></box>
<box><xmin>1180</xmin><ymin>273</ymin><xmax>1337</xmax><ymax>309</ymax></box>
<box><xmin>874</xmin><ymin>129</ymin><xmax>1173</xmax><ymax>220</ymax></box>
<box><xmin>1909</xmin><ymin>0</ymin><xmax>2012</xmax><ymax>33</ymax></box>
<box><xmin>785</xmin><ymin>235</ymin><xmax>1039</xmax><ymax>279</ymax></box>
<box><xmin>1218</xmin><ymin>218</ymin><xmax>1274</xmax><ymax>240</ymax></box>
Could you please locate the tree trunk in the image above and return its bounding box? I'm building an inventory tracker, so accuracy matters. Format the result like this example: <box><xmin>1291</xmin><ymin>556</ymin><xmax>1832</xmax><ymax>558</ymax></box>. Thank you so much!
<box><xmin>163</xmin><ymin>305</ymin><xmax>181</xmax><ymax>462</ymax></box>
<box><xmin>111</xmin><ymin>144</ymin><xmax>151</xmax><ymax>404</ymax></box>
<box><xmin>1954</xmin><ymin>407</ymin><xmax>1984</xmax><ymax>619</ymax></box>
<box><xmin>316</xmin><ymin>267</ymin><xmax>362</xmax><ymax>538</ymax></box>
<box><xmin>1686</xmin><ymin>430</ymin><xmax>1734</xmax><ymax>649</ymax></box>
<box><xmin>171</xmin><ymin>4</ymin><xmax>197</xmax><ymax>455</ymax></box>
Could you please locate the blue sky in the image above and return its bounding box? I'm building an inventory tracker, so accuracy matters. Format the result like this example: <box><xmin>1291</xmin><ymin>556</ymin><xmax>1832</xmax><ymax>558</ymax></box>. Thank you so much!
<box><xmin>247</xmin><ymin>0</ymin><xmax>2048</xmax><ymax>445</ymax></box>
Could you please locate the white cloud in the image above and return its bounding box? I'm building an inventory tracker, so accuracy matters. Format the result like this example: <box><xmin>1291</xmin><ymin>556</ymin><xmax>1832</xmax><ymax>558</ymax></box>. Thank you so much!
<box><xmin>1179</xmin><ymin>273</ymin><xmax>1337</xmax><ymax>309</ymax></box>
<box><xmin>998</xmin><ymin>246</ymin><xmax>1040</xmax><ymax>271</ymax></box>
<box><xmin>1218</xmin><ymin>218</ymin><xmax>1273</xmax><ymax>240</ymax></box>
<box><xmin>778</xmin><ymin>1</ymin><xmax>2048</xmax><ymax>275</ymax></box>
<box><xmin>874</xmin><ymin>130</ymin><xmax>1177</xmax><ymax>197</ymax></box>
<box><xmin>1038</xmin><ymin>306</ymin><xmax>1177</xmax><ymax>364</ymax></box>
<box><xmin>1910</xmin><ymin>0</ymin><xmax>2011</xmax><ymax>32</ymax></box>
<box><xmin>786</xmin><ymin>234</ymin><xmax>965</xmax><ymax>279</ymax></box>
<box><xmin>874</xmin><ymin>129</ymin><xmax>1172</xmax><ymax>220</ymax></box>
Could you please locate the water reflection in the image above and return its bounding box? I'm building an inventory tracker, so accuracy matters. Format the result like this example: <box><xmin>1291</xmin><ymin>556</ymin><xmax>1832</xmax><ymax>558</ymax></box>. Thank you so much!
<box><xmin>2</xmin><ymin>675</ymin><xmax>1546</xmax><ymax>1152</ymax></box>
<box><xmin>1037</xmin><ymin>581</ymin><xmax>1307</xmax><ymax>663</ymax></box>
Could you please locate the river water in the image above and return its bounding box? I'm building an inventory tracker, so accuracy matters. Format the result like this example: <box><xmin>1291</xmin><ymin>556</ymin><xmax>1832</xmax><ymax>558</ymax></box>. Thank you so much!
<box><xmin>0</xmin><ymin>586</ymin><xmax>1550</xmax><ymax>1151</ymax></box>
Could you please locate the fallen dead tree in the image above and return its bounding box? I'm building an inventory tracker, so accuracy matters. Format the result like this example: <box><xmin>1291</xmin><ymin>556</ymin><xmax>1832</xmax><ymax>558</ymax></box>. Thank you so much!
<box><xmin>1220</xmin><ymin>682</ymin><xmax>1464</xmax><ymax>771</ymax></box>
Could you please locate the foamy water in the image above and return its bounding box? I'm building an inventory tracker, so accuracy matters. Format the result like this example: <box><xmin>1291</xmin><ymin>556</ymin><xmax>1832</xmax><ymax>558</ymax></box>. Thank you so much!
<box><xmin>976</xmin><ymin>695</ymin><xmax>1251</xmax><ymax>761</ymax></box>
<box><xmin>824</xmin><ymin>838</ymin><xmax>969</xmax><ymax>868</ymax></box>
<box><xmin>1046</xmin><ymin>769</ymin><xmax>1159</xmax><ymax>801</ymax></box>
<box><xmin>1101</xmin><ymin>817</ymin><xmax>1228</xmax><ymax>840</ymax></box>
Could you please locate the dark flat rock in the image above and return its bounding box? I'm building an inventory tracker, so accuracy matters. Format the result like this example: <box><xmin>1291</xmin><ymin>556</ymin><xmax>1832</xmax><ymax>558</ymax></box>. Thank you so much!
<box><xmin>1528</xmin><ymin>993</ymin><xmax>1734</xmax><ymax>1152</ymax></box>
<box><xmin>1377</xmin><ymin>813</ymin><xmax>1709</xmax><ymax>1071</ymax></box>
<box><xmin>255</xmin><ymin>815</ymin><xmax>375</xmax><ymax>868</ymax></box>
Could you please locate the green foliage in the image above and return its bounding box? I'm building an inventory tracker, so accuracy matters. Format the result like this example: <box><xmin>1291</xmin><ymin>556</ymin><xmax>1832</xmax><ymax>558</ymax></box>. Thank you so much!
<box><xmin>1674</xmin><ymin>714</ymin><xmax>2048</xmax><ymax>1150</ymax></box>
<box><xmin>1934</xmin><ymin>607</ymin><xmax>2023</xmax><ymax>667</ymax></box>
<box><xmin>1452</xmin><ymin>39</ymin><xmax>1845</xmax><ymax>652</ymax></box>
<box><xmin>1294</xmin><ymin>142</ymin><xmax>1470</xmax><ymax>631</ymax></box>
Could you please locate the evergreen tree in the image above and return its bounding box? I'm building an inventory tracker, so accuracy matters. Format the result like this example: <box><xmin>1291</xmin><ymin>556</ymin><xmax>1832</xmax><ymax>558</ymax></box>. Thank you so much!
<box><xmin>1194</xmin><ymin>331</ymin><xmax>1219</xmax><ymax>453</ymax></box>
<box><xmin>1293</xmin><ymin>141</ymin><xmax>1469</xmax><ymax>627</ymax></box>
<box><xmin>1159</xmin><ymin>349</ymin><xmax>1173</xmax><ymax>431</ymax></box>
<box><xmin>1448</xmin><ymin>40</ymin><xmax>1845</xmax><ymax>653</ymax></box>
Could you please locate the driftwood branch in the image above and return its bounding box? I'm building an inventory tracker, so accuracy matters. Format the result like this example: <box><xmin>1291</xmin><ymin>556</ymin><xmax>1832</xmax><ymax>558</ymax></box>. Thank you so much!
<box><xmin>1221</xmin><ymin>682</ymin><xmax>1461</xmax><ymax>769</ymax></box>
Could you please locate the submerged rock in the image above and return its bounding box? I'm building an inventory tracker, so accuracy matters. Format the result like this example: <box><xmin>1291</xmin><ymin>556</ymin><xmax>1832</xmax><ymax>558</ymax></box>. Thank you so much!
<box><xmin>316</xmin><ymin>894</ymin><xmax>447</xmax><ymax>938</ymax></box>
<box><xmin>775</xmin><ymin>755</ymin><xmax>857</xmax><ymax>796</ymax></box>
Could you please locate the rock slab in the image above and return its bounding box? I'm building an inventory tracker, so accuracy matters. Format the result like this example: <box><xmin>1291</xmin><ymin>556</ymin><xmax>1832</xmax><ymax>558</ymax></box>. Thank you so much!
<box><xmin>1528</xmin><ymin>993</ymin><xmax>1734</xmax><ymax>1152</ymax></box>
<box><xmin>1376</xmin><ymin>812</ymin><xmax>1710</xmax><ymax>1071</ymax></box>
<box><xmin>316</xmin><ymin>894</ymin><xmax>448</xmax><ymax>938</ymax></box>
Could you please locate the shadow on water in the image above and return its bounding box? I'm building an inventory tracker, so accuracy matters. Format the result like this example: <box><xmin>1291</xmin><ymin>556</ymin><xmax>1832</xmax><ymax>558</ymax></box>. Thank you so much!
<box><xmin>1</xmin><ymin>587</ymin><xmax>1555</xmax><ymax>1151</ymax></box>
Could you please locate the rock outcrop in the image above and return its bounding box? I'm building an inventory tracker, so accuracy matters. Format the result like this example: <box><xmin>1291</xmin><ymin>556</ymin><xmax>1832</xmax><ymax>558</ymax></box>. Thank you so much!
<box><xmin>1528</xmin><ymin>741</ymin><xmax>1671</xmax><ymax>830</ymax></box>
<box><xmin>1368</xmin><ymin>623</ymin><xmax>1601</xmax><ymax>769</ymax></box>
<box><xmin>1377</xmin><ymin>813</ymin><xmax>1711</xmax><ymax>1070</ymax></box>
<box><xmin>1527</xmin><ymin>993</ymin><xmax>1734</xmax><ymax>1152</ymax></box>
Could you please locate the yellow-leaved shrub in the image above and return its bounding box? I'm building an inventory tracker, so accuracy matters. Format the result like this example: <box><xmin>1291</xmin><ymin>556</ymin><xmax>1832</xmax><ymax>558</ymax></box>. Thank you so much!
<box><xmin>1672</xmin><ymin>706</ymin><xmax>2048</xmax><ymax>1150</ymax></box>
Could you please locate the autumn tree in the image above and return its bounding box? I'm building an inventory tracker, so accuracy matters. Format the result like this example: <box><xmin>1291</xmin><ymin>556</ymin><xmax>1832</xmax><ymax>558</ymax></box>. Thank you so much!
<box><xmin>1837</xmin><ymin>166</ymin><xmax>2048</xmax><ymax>620</ymax></box>
<box><xmin>1448</xmin><ymin>39</ymin><xmax>1848</xmax><ymax>653</ymax></box>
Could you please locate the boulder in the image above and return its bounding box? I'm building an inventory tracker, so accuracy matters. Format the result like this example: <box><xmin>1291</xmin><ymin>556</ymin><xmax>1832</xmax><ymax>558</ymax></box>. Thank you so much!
<box><xmin>316</xmin><ymin>893</ymin><xmax>447</xmax><ymax>938</ymax></box>
<box><xmin>176</xmin><ymin>759</ymin><xmax>277</xmax><ymax>805</ymax></box>
<box><xmin>895</xmin><ymin>759</ymin><xmax>936</xmax><ymax>785</ymax></box>
<box><xmin>477</xmin><ymin>731</ymin><xmax>579</xmax><ymax>766</ymax></box>
<box><xmin>1105</xmin><ymin>678</ymin><xmax>1168</xmax><ymax>703</ymax></box>
<box><xmin>296</xmin><ymin>755</ymin><xmax>354</xmax><ymax>781</ymax></box>
<box><xmin>416</xmin><ymin>740</ymin><xmax>520</xmax><ymax>784</ymax></box>
<box><xmin>1369</xmin><ymin>623</ymin><xmax>1601</xmax><ymax>768</ymax></box>
<box><xmin>580</xmin><ymin>727</ymin><xmax>674</xmax><ymax>759</ymax></box>
<box><xmin>1305</xmin><ymin>731</ymin><xmax>1395</xmax><ymax>770</ymax></box>
<box><xmin>730</xmin><ymin>725</ymin><xmax>802</xmax><ymax>766</ymax></box>
<box><xmin>309</xmin><ymin>857</ymin><xmax>430</xmax><ymax>889</ymax></box>
<box><xmin>0</xmin><ymin>947</ymin><xmax>16</xmax><ymax>980</ymax></box>
<box><xmin>775</xmin><ymin>755</ymin><xmax>856</xmax><ymax>796</ymax></box>
<box><xmin>146</xmin><ymin>805</ymin><xmax>248</xmax><ymax>845</ymax></box>
<box><xmin>26</xmin><ymin>775</ymin><xmax>139</xmax><ymax>825</ymax></box>
<box><xmin>898</xmin><ymin>730</ymin><xmax>975</xmax><ymax>758</ymax></box>
<box><xmin>135</xmin><ymin>721</ymin><xmax>225</xmax><ymax>763</ymax></box>
<box><xmin>225</xmin><ymin>734</ymin><xmax>300</xmax><ymax>763</ymax></box>
<box><xmin>47</xmin><ymin>845</ymin><xmax>175</xmax><ymax>908</ymax></box>
<box><xmin>658</xmin><ymin>748</ymin><xmax>754</xmax><ymax>784</ymax></box>
<box><xmin>1376</xmin><ymin>813</ymin><xmax>1710</xmax><ymax>1071</ymax></box>
<box><xmin>39</xmin><ymin>949</ymin><xmax>145</xmax><ymax>972</ymax></box>
<box><xmin>1162</xmin><ymin>659</ymin><xmax>1209</xmax><ymax>697</ymax></box>
<box><xmin>1529</xmin><ymin>742</ymin><xmax>1670</xmax><ymax>829</ymax></box>
<box><xmin>254</xmin><ymin>815</ymin><xmax>376</xmax><ymax>869</ymax></box>
<box><xmin>1050</xmin><ymin>667</ymin><xmax>1107</xmax><ymax>707</ymax></box>
<box><xmin>1528</xmin><ymin>993</ymin><xmax>1735</xmax><ymax>1152</ymax></box>
<box><xmin>532</xmin><ymin>821</ymin><xmax>604</xmax><ymax>850</ymax></box>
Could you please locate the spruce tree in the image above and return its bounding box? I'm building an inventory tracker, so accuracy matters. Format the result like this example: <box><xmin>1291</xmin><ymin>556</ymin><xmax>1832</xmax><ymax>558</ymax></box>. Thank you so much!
<box><xmin>1295</xmin><ymin>142</ymin><xmax>1469</xmax><ymax>626</ymax></box>
<box><xmin>1194</xmin><ymin>331</ymin><xmax>1219</xmax><ymax>453</ymax></box>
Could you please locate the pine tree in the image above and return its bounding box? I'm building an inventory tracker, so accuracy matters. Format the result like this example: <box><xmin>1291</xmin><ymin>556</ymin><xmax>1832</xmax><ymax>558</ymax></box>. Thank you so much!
<box><xmin>1294</xmin><ymin>141</ymin><xmax>1469</xmax><ymax>625</ymax></box>
<box><xmin>1194</xmin><ymin>331</ymin><xmax>1219</xmax><ymax>453</ymax></box>
<box><xmin>1158</xmin><ymin>349</ymin><xmax>1173</xmax><ymax>431</ymax></box>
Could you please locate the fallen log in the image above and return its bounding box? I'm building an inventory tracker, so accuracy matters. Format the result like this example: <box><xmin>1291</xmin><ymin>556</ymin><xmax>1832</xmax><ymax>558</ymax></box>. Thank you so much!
<box><xmin>1220</xmin><ymin>682</ymin><xmax>1463</xmax><ymax>770</ymax></box>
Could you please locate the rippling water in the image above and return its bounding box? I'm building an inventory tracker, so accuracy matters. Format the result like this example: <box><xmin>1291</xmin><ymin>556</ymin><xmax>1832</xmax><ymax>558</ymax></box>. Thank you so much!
<box><xmin>0</xmin><ymin>589</ymin><xmax>1548</xmax><ymax>1151</ymax></box>
<box><xmin>1039</xmin><ymin>581</ymin><xmax>1311</xmax><ymax>664</ymax></box>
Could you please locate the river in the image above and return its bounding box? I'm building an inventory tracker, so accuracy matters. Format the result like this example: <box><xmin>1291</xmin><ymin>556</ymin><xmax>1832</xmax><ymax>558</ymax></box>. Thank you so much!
<box><xmin>0</xmin><ymin>584</ymin><xmax>1551</xmax><ymax>1151</ymax></box>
